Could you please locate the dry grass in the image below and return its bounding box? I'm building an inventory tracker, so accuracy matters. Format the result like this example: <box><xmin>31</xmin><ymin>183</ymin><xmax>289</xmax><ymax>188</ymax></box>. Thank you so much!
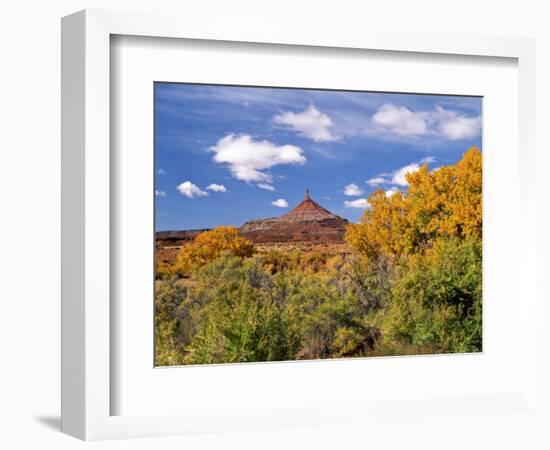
<box><xmin>255</xmin><ymin>241</ymin><xmax>352</xmax><ymax>255</ymax></box>
<box><xmin>156</xmin><ymin>239</ymin><xmax>352</xmax><ymax>268</ymax></box>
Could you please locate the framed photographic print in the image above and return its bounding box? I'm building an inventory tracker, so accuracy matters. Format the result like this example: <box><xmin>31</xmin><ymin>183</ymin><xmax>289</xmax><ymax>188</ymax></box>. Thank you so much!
<box><xmin>62</xmin><ymin>9</ymin><xmax>539</xmax><ymax>442</ymax></box>
<box><xmin>153</xmin><ymin>82</ymin><xmax>483</xmax><ymax>367</ymax></box>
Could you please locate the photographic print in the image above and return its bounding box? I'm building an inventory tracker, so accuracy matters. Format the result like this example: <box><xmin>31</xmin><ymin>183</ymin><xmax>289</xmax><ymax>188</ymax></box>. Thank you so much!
<box><xmin>154</xmin><ymin>83</ymin><xmax>482</xmax><ymax>366</ymax></box>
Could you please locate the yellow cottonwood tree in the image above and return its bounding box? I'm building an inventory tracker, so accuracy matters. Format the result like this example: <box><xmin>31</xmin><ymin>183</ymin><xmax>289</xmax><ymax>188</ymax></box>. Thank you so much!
<box><xmin>174</xmin><ymin>226</ymin><xmax>255</xmax><ymax>275</ymax></box>
<box><xmin>345</xmin><ymin>189</ymin><xmax>408</xmax><ymax>260</ymax></box>
<box><xmin>407</xmin><ymin>146</ymin><xmax>482</xmax><ymax>242</ymax></box>
<box><xmin>345</xmin><ymin>147</ymin><xmax>482</xmax><ymax>260</ymax></box>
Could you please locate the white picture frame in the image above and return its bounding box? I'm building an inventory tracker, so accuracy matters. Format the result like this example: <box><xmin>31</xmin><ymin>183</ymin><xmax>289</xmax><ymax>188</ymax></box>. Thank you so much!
<box><xmin>61</xmin><ymin>9</ymin><xmax>538</xmax><ymax>441</ymax></box>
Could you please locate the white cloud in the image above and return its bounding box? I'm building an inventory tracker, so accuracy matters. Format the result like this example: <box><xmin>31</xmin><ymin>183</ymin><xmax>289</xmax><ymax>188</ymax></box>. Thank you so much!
<box><xmin>370</xmin><ymin>156</ymin><xmax>437</xmax><ymax>189</ymax></box>
<box><xmin>420</xmin><ymin>156</ymin><xmax>436</xmax><ymax>164</ymax></box>
<box><xmin>343</xmin><ymin>183</ymin><xmax>363</xmax><ymax>196</ymax></box>
<box><xmin>385</xmin><ymin>188</ymin><xmax>400</xmax><ymax>197</ymax></box>
<box><xmin>372</xmin><ymin>104</ymin><xmax>428</xmax><ymax>136</ymax></box>
<box><xmin>273</xmin><ymin>105</ymin><xmax>339</xmax><ymax>142</ymax></box>
<box><xmin>434</xmin><ymin>107</ymin><xmax>481</xmax><ymax>140</ymax></box>
<box><xmin>157</xmin><ymin>168</ymin><xmax>167</xmax><ymax>175</ymax></box>
<box><xmin>206</xmin><ymin>183</ymin><xmax>227</xmax><ymax>192</ymax></box>
<box><xmin>344</xmin><ymin>198</ymin><xmax>370</xmax><ymax>209</ymax></box>
<box><xmin>272</xmin><ymin>198</ymin><xmax>289</xmax><ymax>208</ymax></box>
<box><xmin>391</xmin><ymin>163</ymin><xmax>421</xmax><ymax>186</ymax></box>
<box><xmin>209</xmin><ymin>134</ymin><xmax>306</xmax><ymax>189</ymax></box>
<box><xmin>155</xmin><ymin>190</ymin><xmax>166</xmax><ymax>197</ymax></box>
<box><xmin>371</xmin><ymin>104</ymin><xmax>481</xmax><ymax>140</ymax></box>
<box><xmin>176</xmin><ymin>181</ymin><xmax>208</xmax><ymax>198</ymax></box>
<box><xmin>257</xmin><ymin>183</ymin><xmax>275</xmax><ymax>191</ymax></box>
<box><xmin>389</xmin><ymin>155</ymin><xmax>438</xmax><ymax>187</ymax></box>
<box><xmin>366</xmin><ymin>177</ymin><xmax>386</xmax><ymax>186</ymax></box>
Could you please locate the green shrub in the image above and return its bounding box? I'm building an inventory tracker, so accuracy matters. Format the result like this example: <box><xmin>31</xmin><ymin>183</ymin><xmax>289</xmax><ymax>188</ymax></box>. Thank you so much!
<box><xmin>182</xmin><ymin>257</ymin><xmax>289</xmax><ymax>364</ymax></box>
<box><xmin>378</xmin><ymin>238</ymin><xmax>482</xmax><ymax>354</ymax></box>
<box><xmin>154</xmin><ymin>238</ymin><xmax>482</xmax><ymax>365</ymax></box>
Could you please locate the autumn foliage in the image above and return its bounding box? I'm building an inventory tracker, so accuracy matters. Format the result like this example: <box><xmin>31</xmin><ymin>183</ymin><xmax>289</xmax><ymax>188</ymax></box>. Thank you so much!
<box><xmin>345</xmin><ymin>147</ymin><xmax>482</xmax><ymax>260</ymax></box>
<box><xmin>174</xmin><ymin>226</ymin><xmax>255</xmax><ymax>275</ymax></box>
<box><xmin>345</xmin><ymin>147</ymin><xmax>482</xmax><ymax>354</ymax></box>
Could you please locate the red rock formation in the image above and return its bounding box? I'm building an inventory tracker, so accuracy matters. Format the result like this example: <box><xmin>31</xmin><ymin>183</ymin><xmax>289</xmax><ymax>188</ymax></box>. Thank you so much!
<box><xmin>240</xmin><ymin>190</ymin><xmax>349</xmax><ymax>243</ymax></box>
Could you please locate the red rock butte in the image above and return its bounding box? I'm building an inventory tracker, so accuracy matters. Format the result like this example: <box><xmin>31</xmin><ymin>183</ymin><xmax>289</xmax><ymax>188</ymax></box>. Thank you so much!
<box><xmin>240</xmin><ymin>189</ymin><xmax>349</xmax><ymax>243</ymax></box>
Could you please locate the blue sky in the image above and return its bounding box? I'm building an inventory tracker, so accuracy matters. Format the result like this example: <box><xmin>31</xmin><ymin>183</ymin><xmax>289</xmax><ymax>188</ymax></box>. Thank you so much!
<box><xmin>155</xmin><ymin>83</ymin><xmax>482</xmax><ymax>231</ymax></box>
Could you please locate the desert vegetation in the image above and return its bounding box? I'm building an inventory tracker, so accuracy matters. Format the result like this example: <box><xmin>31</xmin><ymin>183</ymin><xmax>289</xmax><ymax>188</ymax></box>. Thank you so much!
<box><xmin>155</xmin><ymin>147</ymin><xmax>482</xmax><ymax>365</ymax></box>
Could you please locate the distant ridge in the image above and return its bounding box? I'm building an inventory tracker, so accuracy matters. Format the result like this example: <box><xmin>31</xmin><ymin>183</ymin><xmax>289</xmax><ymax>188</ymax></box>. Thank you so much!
<box><xmin>155</xmin><ymin>229</ymin><xmax>211</xmax><ymax>247</ymax></box>
<box><xmin>156</xmin><ymin>229</ymin><xmax>211</xmax><ymax>240</ymax></box>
